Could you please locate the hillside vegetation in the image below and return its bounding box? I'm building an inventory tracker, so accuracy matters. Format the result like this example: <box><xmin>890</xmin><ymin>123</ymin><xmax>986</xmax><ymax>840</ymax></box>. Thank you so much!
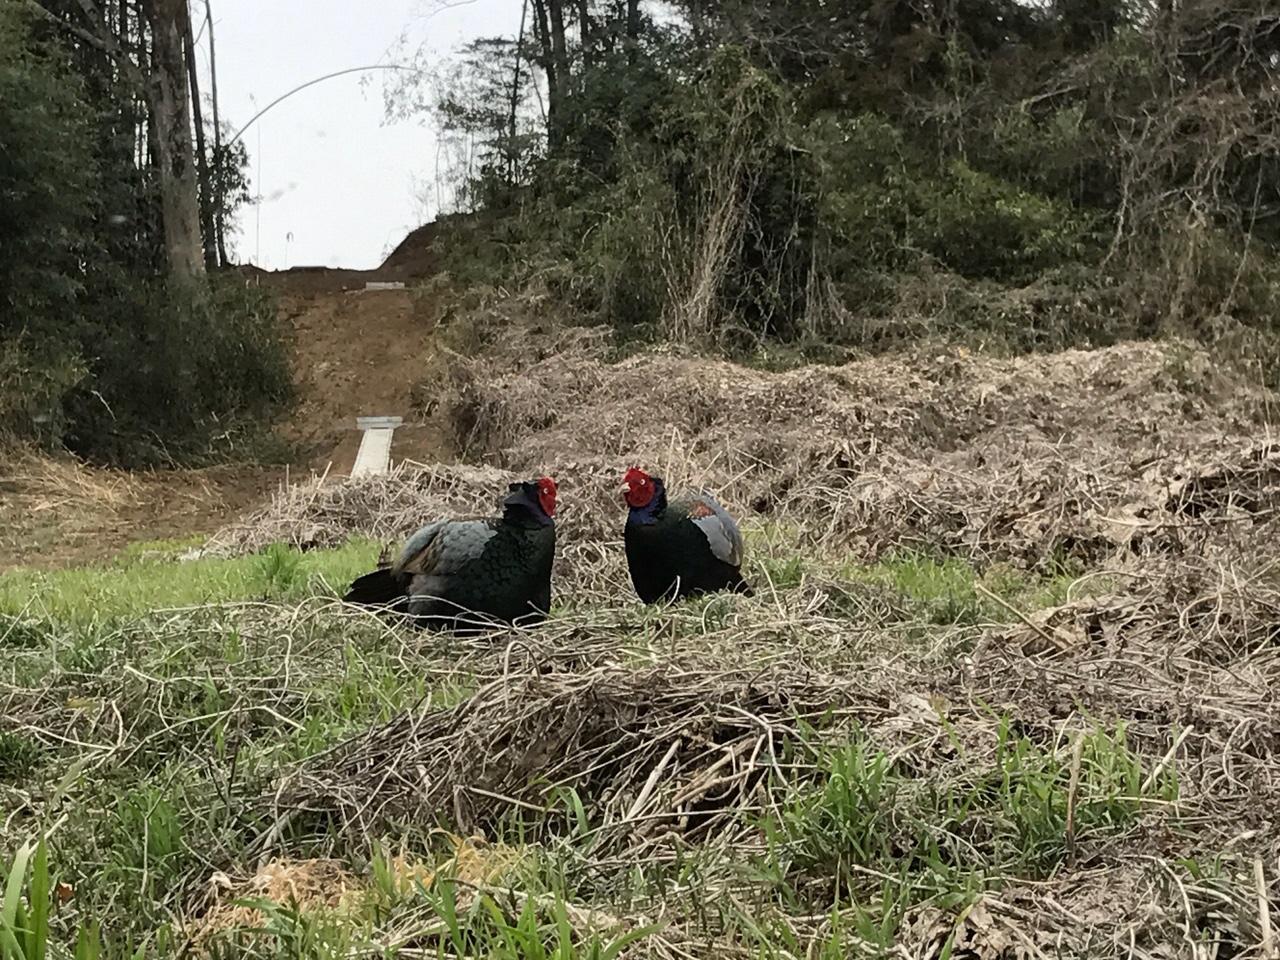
<box><xmin>405</xmin><ymin>0</ymin><xmax>1280</xmax><ymax>374</ymax></box>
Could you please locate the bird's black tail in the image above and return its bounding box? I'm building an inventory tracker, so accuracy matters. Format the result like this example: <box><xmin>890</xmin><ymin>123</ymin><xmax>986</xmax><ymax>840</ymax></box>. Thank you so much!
<box><xmin>343</xmin><ymin>568</ymin><xmax>409</xmax><ymax>610</ymax></box>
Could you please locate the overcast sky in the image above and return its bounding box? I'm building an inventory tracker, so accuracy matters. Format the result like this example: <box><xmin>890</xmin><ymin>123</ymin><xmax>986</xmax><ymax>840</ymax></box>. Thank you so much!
<box><xmin>200</xmin><ymin>0</ymin><xmax>521</xmax><ymax>270</ymax></box>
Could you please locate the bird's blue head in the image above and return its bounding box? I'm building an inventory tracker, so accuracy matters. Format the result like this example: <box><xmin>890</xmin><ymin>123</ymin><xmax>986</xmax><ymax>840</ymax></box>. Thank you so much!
<box><xmin>620</xmin><ymin>466</ymin><xmax>665</xmax><ymax>523</ymax></box>
<box><xmin>503</xmin><ymin>476</ymin><xmax>557</xmax><ymax>526</ymax></box>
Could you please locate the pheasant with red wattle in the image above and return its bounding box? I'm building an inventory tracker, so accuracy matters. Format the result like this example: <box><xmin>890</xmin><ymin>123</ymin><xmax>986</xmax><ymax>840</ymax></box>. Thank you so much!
<box><xmin>343</xmin><ymin>476</ymin><xmax>558</xmax><ymax>631</ymax></box>
<box><xmin>619</xmin><ymin>467</ymin><xmax>752</xmax><ymax>604</ymax></box>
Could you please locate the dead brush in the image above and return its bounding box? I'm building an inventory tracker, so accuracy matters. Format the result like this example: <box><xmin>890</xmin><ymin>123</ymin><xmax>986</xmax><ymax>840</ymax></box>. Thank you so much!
<box><xmin>965</xmin><ymin>556</ymin><xmax>1280</xmax><ymax>858</ymax></box>
<box><xmin>201</xmin><ymin>460</ymin><xmax>515</xmax><ymax>556</ymax></box>
<box><xmin>204</xmin><ymin>340</ymin><xmax>1277</xmax><ymax>579</ymax></box>
<box><xmin>0</xmin><ymin>445</ymin><xmax>143</xmax><ymax>514</ymax></box>
<box><xmin>266</xmin><ymin>659</ymin><xmax>893</xmax><ymax>853</ymax></box>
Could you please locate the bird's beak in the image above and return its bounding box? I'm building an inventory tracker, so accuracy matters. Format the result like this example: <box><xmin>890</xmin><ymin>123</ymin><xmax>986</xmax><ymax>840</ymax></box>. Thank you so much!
<box><xmin>617</xmin><ymin>482</ymin><xmax>631</xmax><ymax>497</ymax></box>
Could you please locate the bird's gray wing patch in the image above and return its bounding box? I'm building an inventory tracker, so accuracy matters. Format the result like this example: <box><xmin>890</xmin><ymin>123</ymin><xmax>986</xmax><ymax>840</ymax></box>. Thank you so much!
<box><xmin>689</xmin><ymin>491</ymin><xmax>745</xmax><ymax>566</ymax></box>
<box><xmin>394</xmin><ymin>519</ymin><xmax>496</xmax><ymax>576</ymax></box>
<box><xmin>394</xmin><ymin>521</ymin><xmax>444</xmax><ymax>573</ymax></box>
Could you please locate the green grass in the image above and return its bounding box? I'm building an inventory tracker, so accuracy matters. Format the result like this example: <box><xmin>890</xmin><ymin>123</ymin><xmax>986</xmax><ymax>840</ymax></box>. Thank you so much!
<box><xmin>752</xmin><ymin>541</ymin><xmax>1094</xmax><ymax>628</ymax></box>
<box><xmin>0</xmin><ymin>532</ymin><xmax>1196</xmax><ymax>958</ymax></box>
<box><xmin>761</xmin><ymin>719</ymin><xmax>1178</xmax><ymax>944</ymax></box>
<box><xmin>0</xmin><ymin>540</ymin><xmax>380</xmax><ymax>624</ymax></box>
<box><xmin>778</xmin><ymin>719</ymin><xmax>1175</xmax><ymax>881</ymax></box>
<box><xmin>847</xmin><ymin>551</ymin><xmax>1087</xmax><ymax>625</ymax></box>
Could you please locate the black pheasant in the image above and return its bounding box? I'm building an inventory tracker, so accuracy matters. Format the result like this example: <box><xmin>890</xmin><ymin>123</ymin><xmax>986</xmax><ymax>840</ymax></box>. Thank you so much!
<box><xmin>619</xmin><ymin>467</ymin><xmax>752</xmax><ymax>604</ymax></box>
<box><xmin>343</xmin><ymin>476</ymin><xmax>557</xmax><ymax>631</ymax></box>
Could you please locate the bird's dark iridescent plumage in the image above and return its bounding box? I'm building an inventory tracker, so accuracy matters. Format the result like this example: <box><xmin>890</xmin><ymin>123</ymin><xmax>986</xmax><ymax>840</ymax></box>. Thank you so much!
<box><xmin>620</xmin><ymin>467</ymin><xmax>752</xmax><ymax>604</ymax></box>
<box><xmin>343</xmin><ymin>477</ymin><xmax>557</xmax><ymax>631</ymax></box>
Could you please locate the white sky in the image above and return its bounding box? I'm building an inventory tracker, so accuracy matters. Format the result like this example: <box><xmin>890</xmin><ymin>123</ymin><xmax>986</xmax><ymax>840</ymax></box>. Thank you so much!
<box><xmin>200</xmin><ymin>0</ymin><xmax>522</xmax><ymax>270</ymax></box>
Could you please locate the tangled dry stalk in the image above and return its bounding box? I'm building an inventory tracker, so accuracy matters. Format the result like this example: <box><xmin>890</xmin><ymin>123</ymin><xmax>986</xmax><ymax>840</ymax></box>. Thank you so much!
<box><xmin>272</xmin><ymin>662</ymin><xmax>885</xmax><ymax>848</ymax></box>
<box><xmin>212</xmin><ymin>339</ymin><xmax>1277</xmax><ymax>581</ymax></box>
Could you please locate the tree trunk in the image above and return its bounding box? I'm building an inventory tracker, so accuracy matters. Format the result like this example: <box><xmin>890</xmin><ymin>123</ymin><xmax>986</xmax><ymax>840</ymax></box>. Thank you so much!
<box><xmin>507</xmin><ymin>0</ymin><xmax>530</xmax><ymax>187</ymax></box>
<box><xmin>144</xmin><ymin>0</ymin><xmax>205</xmax><ymax>281</ymax></box>
<box><xmin>546</xmin><ymin>0</ymin><xmax>571</xmax><ymax>147</ymax></box>
<box><xmin>531</xmin><ymin>0</ymin><xmax>559</xmax><ymax>144</ymax></box>
<box><xmin>577</xmin><ymin>0</ymin><xmax>592</xmax><ymax>73</ymax></box>
<box><xmin>626</xmin><ymin>0</ymin><xmax>640</xmax><ymax>62</ymax></box>
<box><xmin>182</xmin><ymin>5</ymin><xmax>217</xmax><ymax>269</ymax></box>
<box><xmin>686</xmin><ymin>0</ymin><xmax>707</xmax><ymax>45</ymax></box>
<box><xmin>205</xmin><ymin>0</ymin><xmax>229</xmax><ymax>266</ymax></box>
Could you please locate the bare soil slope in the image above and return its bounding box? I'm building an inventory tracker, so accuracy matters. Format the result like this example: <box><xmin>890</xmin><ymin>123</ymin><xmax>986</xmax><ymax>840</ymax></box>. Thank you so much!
<box><xmin>245</xmin><ymin>223</ymin><xmax>454</xmax><ymax>474</ymax></box>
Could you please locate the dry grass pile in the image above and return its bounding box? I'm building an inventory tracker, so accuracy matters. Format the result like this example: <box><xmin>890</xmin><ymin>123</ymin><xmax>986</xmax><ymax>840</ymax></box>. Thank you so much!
<box><xmin>447</xmin><ymin>339</ymin><xmax>1275</xmax><ymax>564</ymax></box>
<box><xmin>0</xmin><ymin>443</ymin><xmax>280</xmax><ymax>570</ymax></box>
<box><xmin>186</xmin><ymin>836</ymin><xmax>522</xmax><ymax>948</ymax></box>
<box><xmin>911</xmin><ymin>558</ymin><xmax>1280</xmax><ymax>956</ymax></box>
<box><xmin>970</xmin><ymin>557</ymin><xmax>1280</xmax><ymax>811</ymax></box>
<box><xmin>202</xmin><ymin>461</ymin><xmax>513</xmax><ymax>556</ymax></box>
<box><xmin>0</xmin><ymin>446</ymin><xmax>143</xmax><ymax>568</ymax></box>
<box><xmin>0</xmin><ymin>450</ymin><xmax>142</xmax><ymax>563</ymax></box>
<box><xmin>187</xmin><ymin>858</ymin><xmax>361</xmax><ymax>945</ymax></box>
<box><xmin>0</xmin><ymin>446</ymin><xmax>143</xmax><ymax>512</ymax></box>
<box><xmin>207</xmin><ymin>341</ymin><xmax>1275</xmax><ymax>577</ymax></box>
<box><xmin>273</xmin><ymin>662</ymin><xmax>888</xmax><ymax>848</ymax></box>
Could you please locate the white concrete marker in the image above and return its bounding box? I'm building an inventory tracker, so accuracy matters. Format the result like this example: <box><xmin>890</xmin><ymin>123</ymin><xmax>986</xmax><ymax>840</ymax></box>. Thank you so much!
<box><xmin>347</xmin><ymin>282</ymin><xmax>407</xmax><ymax>296</ymax></box>
<box><xmin>351</xmin><ymin>416</ymin><xmax>403</xmax><ymax>478</ymax></box>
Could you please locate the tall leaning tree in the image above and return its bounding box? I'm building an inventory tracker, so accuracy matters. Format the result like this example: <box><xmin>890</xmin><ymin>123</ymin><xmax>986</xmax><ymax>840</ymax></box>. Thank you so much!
<box><xmin>24</xmin><ymin>0</ymin><xmax>207</xmax><ymax>281</ymax></box>
<box><xmin>144</xmin><ymin>0</ymin><xmax>205</xmax><ymax>280</ymax></box>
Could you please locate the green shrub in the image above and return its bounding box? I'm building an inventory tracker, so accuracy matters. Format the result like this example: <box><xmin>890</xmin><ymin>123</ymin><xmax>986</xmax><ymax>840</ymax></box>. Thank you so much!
<box><xmin>61</xmin><ymin>276</ymin><xmax>293</xmax><ymax>465</ymax></box>
<box><xmin>915</xmin><ymin>159</ymin><xmax>1092</xmax><ymax>281</ymax></box>
<box><xmin>0</xmin><ymin>3</ymin><xmax>94</xmax><ymax>444</ymax></box>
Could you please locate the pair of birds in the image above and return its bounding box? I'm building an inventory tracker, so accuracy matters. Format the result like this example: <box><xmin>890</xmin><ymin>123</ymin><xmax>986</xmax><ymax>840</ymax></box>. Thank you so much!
<box><xmin>342</xmin><ymin>467</ymin><xmax>752</xmax><ymax>630</ymax></box>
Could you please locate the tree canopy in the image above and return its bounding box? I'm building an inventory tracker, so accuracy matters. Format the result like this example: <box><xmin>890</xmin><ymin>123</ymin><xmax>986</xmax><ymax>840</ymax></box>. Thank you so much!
<box><xmin>1</xmin><ymin>1</ymin><xmax>287</xmax><ymax>464</ymax></box>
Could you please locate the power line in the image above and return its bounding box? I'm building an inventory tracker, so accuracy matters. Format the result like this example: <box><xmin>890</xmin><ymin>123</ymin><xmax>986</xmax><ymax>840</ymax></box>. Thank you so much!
<box><xmin>229</xmin><ymin>64</ymin><xmax>424</xmax><ymax>145</ymax></box>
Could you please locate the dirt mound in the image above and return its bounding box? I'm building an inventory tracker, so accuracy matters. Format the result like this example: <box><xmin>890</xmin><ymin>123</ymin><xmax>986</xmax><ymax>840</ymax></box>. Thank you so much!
<box><xmin>378</xmin><ymin>219</ymin><xmax>444</xmax><ymax>274</ymax></box>
<box><xmin>234</xmin><ymin>216</ymin><xmax>443</xmax><ymax>294</ymax></box>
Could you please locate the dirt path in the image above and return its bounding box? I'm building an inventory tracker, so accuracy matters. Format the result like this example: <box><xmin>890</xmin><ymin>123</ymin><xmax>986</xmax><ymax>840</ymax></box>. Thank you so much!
<box><xmin>246</xmin><ymin>222</ymin><xmax>454</xmax><ymax>475</ymax></box>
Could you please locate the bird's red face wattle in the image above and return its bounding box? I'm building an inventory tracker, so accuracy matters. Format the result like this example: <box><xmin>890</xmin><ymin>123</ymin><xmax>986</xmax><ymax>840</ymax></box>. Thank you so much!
<box><xmin>621</xmin><ymin>468</ymin><xmax>655</xmax><ymax>508</ymax></box>
<box><xmin>537</xmin><ymin>477</ymin><xmax>558</xmax><ymax>517</ymax></box>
